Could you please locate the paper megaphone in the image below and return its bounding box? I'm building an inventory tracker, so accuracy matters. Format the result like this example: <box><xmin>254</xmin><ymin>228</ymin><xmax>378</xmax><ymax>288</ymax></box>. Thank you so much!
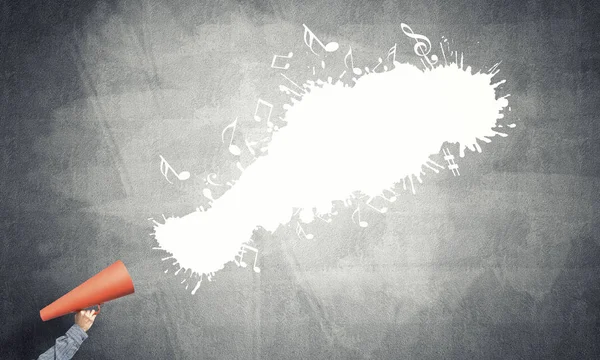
<box><xmin>40</xmin><ymin>260</ymin><xmax>135</xmax><ymax>321</ymax></box>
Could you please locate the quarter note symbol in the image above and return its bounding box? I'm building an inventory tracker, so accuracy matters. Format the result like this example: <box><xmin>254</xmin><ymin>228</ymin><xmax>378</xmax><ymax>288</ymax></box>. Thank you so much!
<box><xmin>296</xmin><ymin>223</ymin><xmax>314</xmax><ymax>240</ymax></box>
<box><xmin>344</xmin><ymin>46</ymin><xmax>363</xmax><ymax>75</ymax></box>
<box><xmin>351</xmin><ymin>206</ymin><xmax>369</xmax><ymax>228</ymax></box>
<box><xmin>221</xmin><ymin>118</ymin><xmax>241</xmax><ymax>156</ymax></box>
<box><xmin>271</xmin><ymin>52</ymin><xmax>293</xmax><ymax>70</ymax></box>
<box><xmin>302</xmin><ymin>24</ymin><xmax>339</xmax><ymax>55</ymax></box>
<box><xmin>159</xmin><ymin>155</ymin><xmax>190</xmax><ymax>183</ymax></box>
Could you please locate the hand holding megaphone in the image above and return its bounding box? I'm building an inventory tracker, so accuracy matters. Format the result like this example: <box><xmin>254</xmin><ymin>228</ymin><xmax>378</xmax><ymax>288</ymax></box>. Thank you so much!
<box><xmin>75</xmin><ymin>309</ymin><xmax>97</xmax><ymax>332</ymax></box>
<box><xmin>40</xmin><ymin>260</ymin><xmax>135</xmax><ymax>321</ymax></box>
<box><xmin>77</xmin><ymin>302</ymin><xmax>102</xmax><ymax>317</ymax></box>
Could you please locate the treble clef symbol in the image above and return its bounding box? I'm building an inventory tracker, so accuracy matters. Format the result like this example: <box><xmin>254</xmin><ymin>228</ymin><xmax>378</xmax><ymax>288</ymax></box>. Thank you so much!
<box><xmin>400</xmin><ymin>23</ymin><xmax>438</xmax><ymax>66</ymax></box>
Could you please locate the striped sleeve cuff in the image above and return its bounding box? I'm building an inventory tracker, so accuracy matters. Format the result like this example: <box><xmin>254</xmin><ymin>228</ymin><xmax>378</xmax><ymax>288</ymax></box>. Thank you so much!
<box><xmin>65</xmin><ymin>324</ymin><xmax>88</xmax><ymax>346</ymax></box>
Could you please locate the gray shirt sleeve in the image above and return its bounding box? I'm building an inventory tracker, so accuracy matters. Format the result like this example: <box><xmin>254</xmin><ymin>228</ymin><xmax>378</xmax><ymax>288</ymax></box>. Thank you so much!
<box><xmin>37</xmin><ymin>325</ymin><xmax>88</xmax><ymax>360</ymax></box>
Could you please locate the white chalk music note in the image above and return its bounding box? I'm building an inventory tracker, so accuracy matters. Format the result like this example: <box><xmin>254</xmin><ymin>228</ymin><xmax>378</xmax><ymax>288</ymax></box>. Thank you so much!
<box><xmin>235</xmin><ymin>244</ymin><xmax>260</xmax><ymax>273</ymax></box>
<box><xmin>279</xmin><ymin>84</ymin><xmax>300</xmax><ymax>97</ymax></box>
<box><xmin>387</xmin><ymin>43</ymin><xmax>397</xmax><ymax>63</ymax></box>
<box><xmin>244</xmin><ymin>138</ymin><xmax>257</xmax><ymax>157</ymax></box>
<box><xmin>400</xmin><ymin>23</ymin><xmax>438</xmax><ymax>66</ymax></box>
<box><xmin>221</xmin><ymin>118</ymin><xmax>241</xmax><ymax>156</ymax></box>
<box><xmin>351</xmin><ymin>206</ymin><xmax>369</xmax><ymax>228</ymax></box>
<box><xmin>372</xmin><ymin>57</ymin><xmax>383</xmax><ymax>72</ymax></box>
<box><xmin>206</xmin><ymin>173</ymin><xmax>223</xmax><ymax>187</ymax></box>
<box><xmin>295</xmin><ymin>223</ymin><xmax>314</xmax><ymax>240</ymax></box>
<box><xmin>302</xmin><ymin>24</ymin><xmax>339</xmax><ymax>55</ymax></box>
<box><xmin>159</xmin><ymin>155</ymin><xmax>190</xmax><ymax>184</ymax></box>
<box><xmin>344</xmin><ymin>46</ymin><xmax>363</xmax><ymax>76</ymax></box>
<box><xmin>366</xmin><ymin>197</ymin><xmax>388</xmax><ymax>214</ymax></box>
<box><xmin>316</xmin><ymin>214</ymin><xmax>332</xmax><ymax>223</ymax></box>
<box><xmin>271</xmin><ymin>52</ymin><xmax>293</xmax><ymax>70</ymax></box>
<box><xmin>280</xmin><ymin>74</ymin><xmax>306</xmax><ymax>94</ymax></box>
<box><xmin>424</xmin><ymin>158</ymin><xmax>444</xmax><ymax>173</ymax></box>
<box><xmin>443</xmin><ymin>148</ymin><xmax>460</xmax><ymax>176</ymax></box>
<box><xmin>279</xmin><ymin>85</ymin><xmax>301</xmax><ymax>97</ymax></box>
<box><xmin>381</xmin><ymin>189</ymin><xmax>397</xmax><ymax>203</ymax></box>
<box><xmin>253</xmin><ymin>99</ymin><xmax>273</xmax><ymax>126</ymax></box>
<box><xmin>202</xmin><ymin>188</ymin><xmax>215</xmax><ymax>202</ymax></box>
<box><xmin>401</xmin><ymin>23</ymin><xmax>432</xmax><ymax>57</ymax></box>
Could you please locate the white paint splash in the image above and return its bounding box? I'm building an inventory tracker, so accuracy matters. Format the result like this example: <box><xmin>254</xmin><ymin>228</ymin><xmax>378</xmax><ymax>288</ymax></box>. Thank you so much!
<box><xmin>153</xmin><ymin>27</ymin><xmax>511</xmax><ymax>294</ymax></box>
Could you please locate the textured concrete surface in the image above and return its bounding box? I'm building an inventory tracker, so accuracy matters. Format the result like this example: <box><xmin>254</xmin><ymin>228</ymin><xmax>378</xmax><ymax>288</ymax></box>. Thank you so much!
<box><xmin>1</xmin><ymin>0</ymin><xmax>599</xmax><ymax>359</ymax></box>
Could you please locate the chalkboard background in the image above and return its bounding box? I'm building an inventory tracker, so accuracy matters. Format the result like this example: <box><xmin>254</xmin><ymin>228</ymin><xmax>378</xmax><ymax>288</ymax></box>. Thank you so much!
<box><xmin>1</xmin><ymin>0</ymin><xmax>599</xmax><ymax>359</ymax></box>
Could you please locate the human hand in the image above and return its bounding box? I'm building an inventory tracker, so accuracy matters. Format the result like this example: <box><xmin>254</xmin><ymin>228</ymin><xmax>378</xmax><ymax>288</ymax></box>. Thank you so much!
<box><xmin>74</xmin><ymin>309</ymin><xmax>97</xmax><ymax>332</ymax></box>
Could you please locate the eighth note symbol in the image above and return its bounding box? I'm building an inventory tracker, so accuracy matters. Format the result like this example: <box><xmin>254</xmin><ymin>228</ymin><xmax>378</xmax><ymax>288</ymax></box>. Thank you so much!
<box><xmin>159</xmin><ymin>155</ymin><xmax>190</xmax><ymax>184</ymax></box>
<box><xmin>443</xmin><ymin>148</ymin><xmax>460</xmax><ymax>176</ymax></box>
<box><xmin>302</xmin><ymin>24</ymin><xmax>339</xmax><ymax>55</ymax></box>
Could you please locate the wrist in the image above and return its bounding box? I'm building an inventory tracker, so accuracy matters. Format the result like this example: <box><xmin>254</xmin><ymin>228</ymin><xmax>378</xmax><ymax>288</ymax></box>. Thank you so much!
<box><xmin>67</xmin><ymin>324</ymin><xmax>89</xmax><ymax>345</ymax></box>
